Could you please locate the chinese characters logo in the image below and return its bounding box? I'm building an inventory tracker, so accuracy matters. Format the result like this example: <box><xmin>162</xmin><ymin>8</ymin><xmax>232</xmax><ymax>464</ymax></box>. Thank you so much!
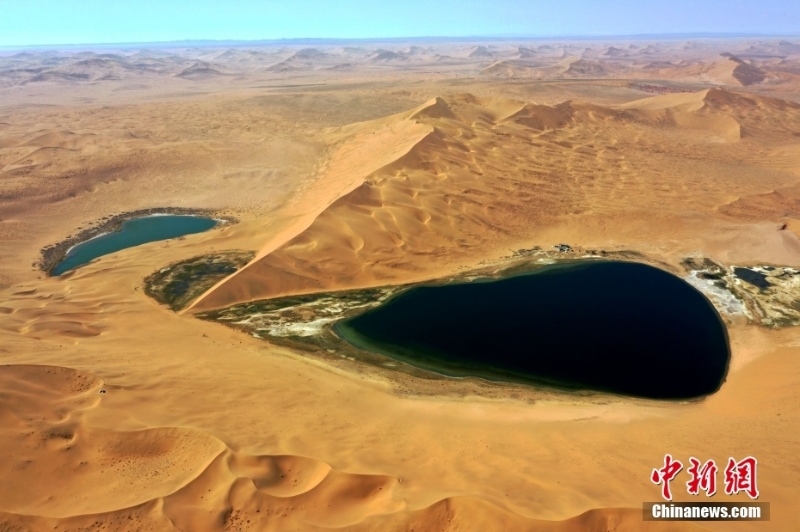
<box><xmin>651</xmin><ymin>455</ymin><xmax>759</xmax><ymax>500</ymax></box>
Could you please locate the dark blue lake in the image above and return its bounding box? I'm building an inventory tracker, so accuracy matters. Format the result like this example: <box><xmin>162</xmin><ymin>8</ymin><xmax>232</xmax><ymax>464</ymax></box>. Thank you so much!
<box><xmin>53</xmin><ymin>215</ymin><xmax>217</xmax><ymax>276</ymax></box>
<box><xmin>336</xmin><ymin>261</ymin><xmax>730</xmax><ymax>399</ymax></box>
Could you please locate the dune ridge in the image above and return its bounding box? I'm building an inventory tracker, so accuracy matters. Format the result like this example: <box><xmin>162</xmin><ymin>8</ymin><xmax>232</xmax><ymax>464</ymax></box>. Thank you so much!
<box><xmin>188</xmin><ymin>100</ymin><xmax>437</xmax><ymax>310</ymax></box>
<box><xmin>193</xmin><ymin>88</ymin><xmax>800</xmax><ymax>311</ymax></box>
<box><xmin>0</xmin><ymin>364</ymin><xmax>711</xmax><ymax>531</ymax></box>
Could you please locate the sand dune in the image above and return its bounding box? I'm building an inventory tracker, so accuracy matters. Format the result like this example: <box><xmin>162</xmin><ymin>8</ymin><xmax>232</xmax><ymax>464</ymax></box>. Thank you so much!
<box><xmin>3</xmin><ymin>39</ymin><xmax>800</xmax><ymax>532</ymax></box>
<box><xmin>176</xmin><ymin>61</ymin><xmax>230</xmax><ymax>79</ymax></box>
<box><xmin>0</xmin><ymin>363</ymin><xmax>713</xmax><ymax>531</ymax></box>
<box><xmin>194</xmin><ymin>88</ymin><xmax>800</xmax><ymax>310</ymax></box>
<box><xmin>265</xmin><ymin>59</ymin><xmax>308</xmax><ymax>72</ymax></box>
<box><xmin>467</xmin><ymin>45</ymin><xmax>494</xmax><ymax>59</ymax></box>
<box><xmin>705</xmin><ymin>57</ymin><xmax>761</xmax><ymax>87</ymax></box>
<box><xmin>370</xmin><ymin>50</ymin><xmax>407</xmax><ymax>62</ymax></box>
<box><xmin>0</xmin><ymin>365</ymin><xmax>223</xmax><ymax>517</ymax></box>
<box><xmin>565</xmin><ymin>59</ymin><xmax>608</xmax><ymax>76</ymax></box>
<box><xmin>189</xmin><ymin>105</ymin><xmax>434</xmax><ymax>310</ymax></box>
<box><xmin>0</xmin><ymin>364</ymin><xmax>401</xmax><ymax>528</ymax></box>
<box><xmin>721</xmin><ymin>54</ymin><xmax>767</xmax><ymax>85</ymax></box>
<box><xmin>3</xmin><ymin>38</ymin><xmax>800</xmax><ymax>92</ymax></box>
<box><xmin>617</xmin><ymin>89</ymin><xmax>742</xmax><ymax>141</ymax></box>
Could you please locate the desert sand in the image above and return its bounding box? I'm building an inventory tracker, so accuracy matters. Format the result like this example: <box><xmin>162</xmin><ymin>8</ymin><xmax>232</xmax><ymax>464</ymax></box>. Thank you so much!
<box><xmin>1</xmin><ymin>38</ymin><xmax>800</xmax><ymax>531</ymax></box>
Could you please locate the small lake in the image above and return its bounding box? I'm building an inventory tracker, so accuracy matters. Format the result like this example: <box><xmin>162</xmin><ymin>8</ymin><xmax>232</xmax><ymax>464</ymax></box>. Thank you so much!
<box><xmin>52</xmin><ymin>215</ymin><xmax>218</xmax><ymax>276</ymax></box>
<box><xmin>336</xmin><ymin>261</ymin><xmax>730</xmax><ymax>399</ymax></box>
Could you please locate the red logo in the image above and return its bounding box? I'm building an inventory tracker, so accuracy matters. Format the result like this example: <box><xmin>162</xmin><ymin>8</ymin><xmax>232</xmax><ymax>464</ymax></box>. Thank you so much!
<box><xmin>724</xmin><ymin>456</ymin><xmax>759</xmax><ymax>499</ymax></box>
<box><xmin>652</xmin><ymin>455</ymin><xmax>759</xmax><ymax>500</ymax></box>
<box><xmin>651</xmin><ymin>454</ymin><xmax>683</xmax><ymax>501</ymax></box>
<box><xmin>686</xmin><ymin>457</ymin><xmax>717</xmax><ymax>496</ymax></box>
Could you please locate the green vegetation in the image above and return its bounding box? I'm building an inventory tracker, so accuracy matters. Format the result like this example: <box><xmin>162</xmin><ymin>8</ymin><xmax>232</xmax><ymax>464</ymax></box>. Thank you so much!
<box><xmin>144</xmin><ymin>251</ymin><xmax>254</xmax><ymax>311</ymax></box>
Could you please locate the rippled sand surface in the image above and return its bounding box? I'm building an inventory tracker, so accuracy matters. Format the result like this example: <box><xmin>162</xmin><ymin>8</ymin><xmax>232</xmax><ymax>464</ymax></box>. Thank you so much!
<box><xmin>2</xmin><ymin>38</ymin><xmax>800</xmax><ymax>531</ymax></box>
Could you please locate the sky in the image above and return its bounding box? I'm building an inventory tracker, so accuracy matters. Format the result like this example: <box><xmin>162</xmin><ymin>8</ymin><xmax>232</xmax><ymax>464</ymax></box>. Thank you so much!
<box><xmin>0</xmin><ymin>0</ymin><xmax>799</xmax><ymax>47</ymax></box>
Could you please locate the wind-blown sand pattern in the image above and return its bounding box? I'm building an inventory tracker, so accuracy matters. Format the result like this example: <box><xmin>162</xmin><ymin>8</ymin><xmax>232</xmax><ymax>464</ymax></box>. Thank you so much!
<box><xmin>2</xmin><ymin>38</ymin><xmax>800</xmax><ymax>531</ymax></box>
<box><xmin>192</xmin><ymin>88</ymin><xmax>800</xmax><ymax>310</ymax></box>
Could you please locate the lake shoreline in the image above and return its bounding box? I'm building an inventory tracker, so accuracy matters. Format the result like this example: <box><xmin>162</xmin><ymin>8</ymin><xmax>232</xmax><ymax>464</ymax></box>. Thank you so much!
<box><xmin>39</xmin><ymin>207</ymin><xmax>233</xmax><ymax>276</ymax></box>
<box><xmin>334</xmin><ymin>261</ymin><xmax>731</xmax><ymax>400</ymax></box>
<box><xmin>197</xmin><ymin>257</ymin><xmax>740</xmax><ymax>402</ymax></box>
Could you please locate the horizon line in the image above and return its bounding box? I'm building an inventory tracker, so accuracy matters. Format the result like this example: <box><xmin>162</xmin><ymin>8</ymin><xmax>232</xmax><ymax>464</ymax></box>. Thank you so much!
<box><xmin>2</xmin><ymin>32</ymin><xmax>799</xmax><ymax>51</ymax></box>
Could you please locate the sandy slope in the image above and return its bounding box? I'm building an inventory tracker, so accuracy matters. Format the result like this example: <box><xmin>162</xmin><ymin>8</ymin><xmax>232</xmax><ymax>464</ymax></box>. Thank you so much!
<box><xmin>193</xmin><ymin>88</ymin><xmax>800</xmax><ymax>310</ymax></box>
<box><xmin>2</xmin><ymin>42</ymin><xmax>800</xmax><ymax>531</ymax></box>
<box><xmin>1</xmin><ymin>272</ymin><xmax>797</xmax><ymax>531</ymax></box>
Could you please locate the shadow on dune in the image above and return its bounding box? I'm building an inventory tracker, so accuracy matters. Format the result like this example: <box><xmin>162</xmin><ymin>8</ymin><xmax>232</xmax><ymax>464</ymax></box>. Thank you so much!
<box><xmin>0</xmin><ymin>364</ymin><xmax>707</xmax><ymax>531</ymax></box>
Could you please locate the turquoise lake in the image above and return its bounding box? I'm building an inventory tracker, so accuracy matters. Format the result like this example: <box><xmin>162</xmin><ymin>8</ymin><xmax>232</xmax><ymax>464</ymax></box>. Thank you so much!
<box><xmin>52</xmin><ymin>215</ymin><xmax>218</xmax><ymax>276</ymax></box>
